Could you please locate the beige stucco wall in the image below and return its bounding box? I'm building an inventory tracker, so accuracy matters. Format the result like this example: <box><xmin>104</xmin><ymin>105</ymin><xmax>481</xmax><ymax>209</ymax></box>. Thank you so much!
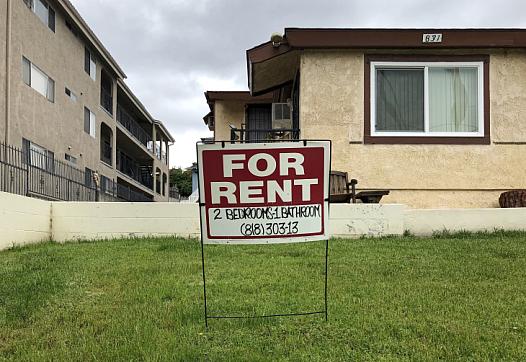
<box><xmin>213</xmin><ymin>100</ymin><xmax>246</xmax><ymax>141</ymax></box>
<box><xmin>300</xmin><ymin>50</ymin><xmax>526</xmax><ymax>208</ymax></box>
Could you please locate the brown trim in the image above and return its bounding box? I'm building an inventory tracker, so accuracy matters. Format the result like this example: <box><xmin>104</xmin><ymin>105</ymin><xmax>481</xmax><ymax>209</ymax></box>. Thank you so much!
<box><xmin>364</xmin><ymin>54</ymin><xmax>490</xmax><ymax>145</ymax></box>
<box><xmin>250</xmin><ymin>80</ymin><xmax>294</xmax><ymax>97</ymax></box>
<box><xmin>246</xmin><ymin>28</ymin><xmax>526</xmax><ymax>93</ymax></box>
<box><xmin>284</xmin><ymin>28</ymin><xmax>526</xmax><ymax>49</ymax></box>
<box><xmin>247</xmin><ymin>28</ymin><xmax>526</xmax><ymax>70</ymax></box>
<box><xmin>205</xmin><ymin>91</ymin><xmax>273</xmax><ymax>102</ymax></box>
<box><xmin>246</xmin><ymin>41</ymin><xmax>292</xmax><ymax>64</ymax></box>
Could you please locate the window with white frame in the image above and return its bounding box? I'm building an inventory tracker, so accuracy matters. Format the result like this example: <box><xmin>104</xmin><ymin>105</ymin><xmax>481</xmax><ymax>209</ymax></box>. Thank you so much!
<box><xmin>370</xmin><ymin>61</ymin><xmax>484</xmax><ymax>137</ymax></box>
<box><xmin>85</xmin><ymin>47</ymin><xmax>96</xmax><ymax>80</ymax></box>
<box><xmin>22</xmin><ymin>138</ymin><xmax>54</xmax><ymax>171</ymax></box>
<box><xmin>24</xmin><ymin>0</ymin><xmax>55</xmax><ymax>32</ymax></box>
<box><xmin>22</xmin><ymin>57</ymin><xmax>55</xmax><ymax>102</ymax></box>
<box><xmin>84</xmin><ymin>107</ymin><xmax>96</xmax><ymax>138</ymax></box>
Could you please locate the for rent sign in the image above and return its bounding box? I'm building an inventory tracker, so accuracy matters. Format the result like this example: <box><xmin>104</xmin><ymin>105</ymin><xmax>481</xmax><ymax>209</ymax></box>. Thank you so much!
<box><xmin>197</xmin><ymin>141</ymin><xmax>330</xmax><ymax>244</ymax></box>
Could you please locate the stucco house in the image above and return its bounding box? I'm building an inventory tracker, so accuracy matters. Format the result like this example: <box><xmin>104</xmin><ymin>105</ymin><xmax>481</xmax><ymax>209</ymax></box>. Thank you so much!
<box><xmin>203</xmin><ymin>28</ymin><xmax>526</xmax><ymax>208</ymax></box>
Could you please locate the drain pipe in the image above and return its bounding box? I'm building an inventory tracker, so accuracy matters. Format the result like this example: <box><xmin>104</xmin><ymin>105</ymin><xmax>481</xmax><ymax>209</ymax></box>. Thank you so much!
<box><xmin>4</xmin><ymin>0</ymin><xmax>12</xmax><ymax>144</ymax></box>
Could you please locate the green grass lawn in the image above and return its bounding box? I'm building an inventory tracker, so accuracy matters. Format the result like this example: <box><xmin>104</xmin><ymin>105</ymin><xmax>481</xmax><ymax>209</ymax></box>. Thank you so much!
<box><xmin>1</xmin><ymin>232</ymin><xmax>525</xmax><ymax>361</ymax></box>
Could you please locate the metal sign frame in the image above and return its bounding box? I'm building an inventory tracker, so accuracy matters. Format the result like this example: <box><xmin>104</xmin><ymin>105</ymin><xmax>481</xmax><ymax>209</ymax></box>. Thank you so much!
<box><xmin>196</xmin><ymin>139</ymin><xmax>331</xmax><ymax>327</ymax></box>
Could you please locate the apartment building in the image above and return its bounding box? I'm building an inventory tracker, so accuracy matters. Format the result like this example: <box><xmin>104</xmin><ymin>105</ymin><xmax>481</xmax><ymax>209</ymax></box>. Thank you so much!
<box><xmin>0</xmin><ymin>0</ymin><xmax>173</xmax><ymax>201</ymax></box>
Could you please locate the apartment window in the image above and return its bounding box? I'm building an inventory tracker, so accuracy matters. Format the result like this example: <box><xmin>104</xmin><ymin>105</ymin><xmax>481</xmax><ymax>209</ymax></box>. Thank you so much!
<box><xmin>85</xmin><ymin>48</ymin><xmax>96</xmax><ymax>80</ymax></box>
<box><xmin>84</xmin><ymin>107</ymin><xmax>96</xmax><ymax>138</ymax></box>
<box><xmin>65</xmin><ymin>87</ymin><xmax>77</xmax><ymax>101</ymax></box>
<box><xmin>368</xmin><ymin>59</ymin><xmax>486</xmax><ymax>142</ymax></box>
<box><xmin>22</xmin><ymin>138</ymin><xmax>54</xmax><ymax>171</ymax></box>
<box><xmin>65</xmin><ymin>153</ymin><xmax>77</xmax><ymax>164</ymax></box>
<box><xmin>24</xmin><ymin>0</ymin><xmax>55</xmax><ymax>32</ymax></box>
<box><xmin>22</xmin><ymin>57</ymin><xmax>55</xmax><ymax>102</ymax></box>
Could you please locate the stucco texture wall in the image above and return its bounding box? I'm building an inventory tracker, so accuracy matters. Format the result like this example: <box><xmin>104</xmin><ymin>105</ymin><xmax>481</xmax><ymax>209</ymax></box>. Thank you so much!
<box><xmin>213</xmin><ymin>100</ymin><xmax>246</xmax><ymax>141</ymax></box>
<box><xmin>300</xmin><ymin>50</ymin><xmax>526</xmax><ymax>208</ymax></box>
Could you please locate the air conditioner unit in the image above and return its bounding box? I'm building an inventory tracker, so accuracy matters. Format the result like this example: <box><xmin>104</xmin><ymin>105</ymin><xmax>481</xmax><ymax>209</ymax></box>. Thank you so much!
<box><xmin>272</xmin><ymin>103</ymin><xmax>292</xmax><ymax>129</ymax></box>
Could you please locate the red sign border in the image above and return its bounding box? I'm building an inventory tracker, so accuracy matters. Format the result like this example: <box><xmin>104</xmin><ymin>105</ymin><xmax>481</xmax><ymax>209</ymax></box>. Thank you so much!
<box><xmin>196</xmin><ymin>141</ymin><xmax>331</xmax><ymax>244</ymax></box>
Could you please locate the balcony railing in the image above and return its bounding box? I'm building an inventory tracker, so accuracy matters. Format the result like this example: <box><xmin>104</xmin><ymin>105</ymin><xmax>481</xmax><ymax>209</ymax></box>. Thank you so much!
<box><xmin>101</xmin><ymin>88</ymin><xmax>113</xmax><ymax>115</ymax></box>
<box><xmin>155</xmin><ymin>144</ymin><xmax>161</xmax><ymax>159</ymax></box>
<box><xmin>116</xmin><ymin>150</ymin><xmax>153</xmax><ymax>190</ymax></box>
<box><xmin>230</xmin><ymin>128</ymin><xmax>300</xmax><ymax>143</ymax></box>
<box><xmin>117</xmin><ymin>105</ymin><xmax>153</xmax><ymax>149</ymax></box>
<box><xmin>100</xmin><ymin>140</ymin><xmax>112</xmax><ymax>165</ymax></box>
<box><xmin>117</xmin><ymin>183</ymin><xmax>153</xmax><ymax>202</ymax></box>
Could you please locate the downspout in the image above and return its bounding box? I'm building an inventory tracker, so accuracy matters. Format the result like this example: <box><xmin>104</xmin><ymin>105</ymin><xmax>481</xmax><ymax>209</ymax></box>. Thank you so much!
<box><xmin>4</xmin><ymin>0</ymin><xmax>12</xmax><ymax>144</ymax></box>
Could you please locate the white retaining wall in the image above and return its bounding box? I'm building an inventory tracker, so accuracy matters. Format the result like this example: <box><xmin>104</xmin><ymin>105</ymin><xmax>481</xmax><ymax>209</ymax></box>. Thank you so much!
<box><xmin>0</xmin><ymin>192</ymin><xmax>51</xmax><ymax>250</ymax></box>
<box><xmin>2</xmin><ymin>191</ymin><xmax>526</xmax><ymax>250</ymax></box>
<box><xmin>52</xmin><ymin>202</ymin><xmax>201</xmax><ymax>242</ymax></box>
<box><xmin>405</xmin><ymin>208</ymin><xmax>526</xmax><ymax>235</ymax></box>
<box><xmin>330</xmin><ymin>204</ymin><xmax>405</xmax><ymax>237</ymax></box>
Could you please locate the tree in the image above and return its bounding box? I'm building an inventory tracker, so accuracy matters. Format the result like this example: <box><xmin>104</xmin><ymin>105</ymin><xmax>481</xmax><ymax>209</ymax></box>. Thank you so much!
<box><xmin>169</xmin><ymin>167</ymin><xmax>193</xmax><ymax>197</ymax></box>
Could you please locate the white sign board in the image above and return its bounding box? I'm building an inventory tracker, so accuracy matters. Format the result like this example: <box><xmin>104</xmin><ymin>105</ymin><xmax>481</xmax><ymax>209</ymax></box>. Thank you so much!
<box><xmin>197</xmin><ymin>141</ymin><xmax>331</xmax><ymax>244</ymax></box>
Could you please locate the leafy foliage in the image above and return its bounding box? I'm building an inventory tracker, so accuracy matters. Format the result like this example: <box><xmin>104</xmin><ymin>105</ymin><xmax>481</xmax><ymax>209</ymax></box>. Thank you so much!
<box><xmin>169</xmin><ymin>167</ymin><xmax>193</xmax><ymax>197</ymax></box>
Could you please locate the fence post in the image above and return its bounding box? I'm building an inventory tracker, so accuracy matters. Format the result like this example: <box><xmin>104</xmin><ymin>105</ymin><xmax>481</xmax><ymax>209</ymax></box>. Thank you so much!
<box><xmin>25</xmin><ymin>147</ymin><xmax>30</xmax><ymax>197</ymax></box>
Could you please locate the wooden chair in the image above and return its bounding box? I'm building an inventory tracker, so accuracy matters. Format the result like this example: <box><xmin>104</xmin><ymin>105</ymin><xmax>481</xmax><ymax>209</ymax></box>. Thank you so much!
<box><xmin>329</xmin><ymin>171</ymin><xmax>390</xmax><ymax>204</ymax></box>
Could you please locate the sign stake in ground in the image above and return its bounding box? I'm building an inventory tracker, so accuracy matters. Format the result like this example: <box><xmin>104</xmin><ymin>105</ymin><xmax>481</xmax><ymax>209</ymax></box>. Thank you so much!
<box><xmin>196</xmin><ymin>140</ymin><xmax>331</xmax><ymax>326</ymax></box>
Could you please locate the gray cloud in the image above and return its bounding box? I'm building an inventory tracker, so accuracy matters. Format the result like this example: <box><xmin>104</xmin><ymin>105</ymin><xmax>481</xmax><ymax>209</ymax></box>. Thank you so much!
<box><xmin>70</xmin><ymin>0</ymin><xmax>526</xmax><ymax>166</ymax></box>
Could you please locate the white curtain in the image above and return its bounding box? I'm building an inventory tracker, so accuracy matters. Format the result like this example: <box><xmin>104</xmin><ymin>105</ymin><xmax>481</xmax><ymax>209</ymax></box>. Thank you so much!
<box><xmin>30</xmin><ymin>64</ymin><xmax>48</xmax><ymax>99</ymax></box>
<box><xmin>428</xmin><ymin>67</ymin><xmax>478</xmax><ymax>132</ymax></box>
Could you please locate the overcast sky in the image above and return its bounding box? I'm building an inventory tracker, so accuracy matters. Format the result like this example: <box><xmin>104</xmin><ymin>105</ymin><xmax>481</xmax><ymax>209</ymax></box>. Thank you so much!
<box><xmin>70</xmin><ymin>0</ymin><xmax>526</xmax><ymax>168</ymax></box>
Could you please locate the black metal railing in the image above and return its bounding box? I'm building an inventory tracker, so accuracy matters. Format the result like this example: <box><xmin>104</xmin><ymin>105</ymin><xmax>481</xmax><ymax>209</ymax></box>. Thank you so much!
<box><xmin>0</xmin><ymin>142</ymin><xmax>96</xmax><ymax>201</ymax></box>
<box><xmin>230</xmin><ymin>128</ymin><xmax>300</xmax><ymax>143</ymax></box>
<box><xmin>101</xmin><ymin>88</ymin><xmax>113</xmax><ymax>115</ymax></box>
<box><xmin>116</xmin><ymin>150</ymin><xmax>153</xmax><ymax>190</ymax></box>
<box><xmin>117</xmin><ymin>183</ymin><xmax>153</xmax><ymax>202</ymax></box>
<box><xmin>101</xmin><ymin>175</ymin><xmax>152</xmax><ymax>202</ymax></box>
<box><xmin>101</xmin><ymin>140</ymin><xmax>112</xmax><ymax>165</ymax></box>
<box><xmin>116</xmin><ymin>105</ymin><xmax>153</xmax><ymax>148</ymax></box>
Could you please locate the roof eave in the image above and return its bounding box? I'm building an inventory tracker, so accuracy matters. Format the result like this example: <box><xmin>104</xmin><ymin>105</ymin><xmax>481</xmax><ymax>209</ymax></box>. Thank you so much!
<box><xmin>154</xmin><ymin>120</ymin><xmax>175</xmax><ymax>143</ymax></box>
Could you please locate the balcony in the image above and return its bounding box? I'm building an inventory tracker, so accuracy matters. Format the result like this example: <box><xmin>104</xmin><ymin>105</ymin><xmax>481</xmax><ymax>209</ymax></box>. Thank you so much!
<box><xmin>116</xmin><ymin>149</ymin><xmax>153</xmax><ymax>190</ymax></box>
<box><xmin>101</xmin><ymin>88</ymin><xmax>113</xmax><ymax>115</ymax></box>
<box><xmin>100</xmin><ymin>70</ymin><xmax>114</xmax><ymax>115</ymax></box>
<box><xmin>117</xmin><ymin>183</ymin><xmax>153</xmax><ymax>202</ymax></box>
<box><xmin>117</xmin><ymin>105</ymin><xmax>153</xmax><ymax>149</ymax></box>
<box><xmin>100</xmin><ymin>140</ymin><xmax>112</xmax><ymax>165</ymax></box>
<box><xmin>230</xmin><ymin>128</ymin><xmax>300</xmax><ymax>143</ymax></box>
